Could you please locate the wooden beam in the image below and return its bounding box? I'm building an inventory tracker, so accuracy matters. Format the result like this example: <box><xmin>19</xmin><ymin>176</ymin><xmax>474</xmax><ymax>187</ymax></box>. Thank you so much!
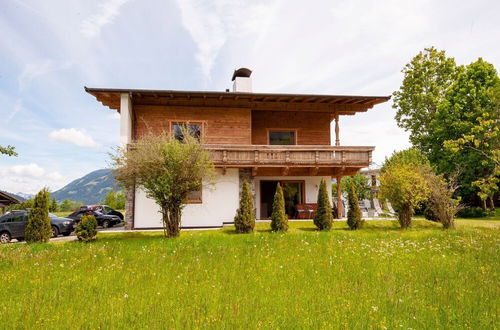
<box><xmin>281</xmin><ymin>166</ymin><xmax>290</xmax><ymax>176</ymax></box>
<box><xmin>336</xmin><ymin>175</ymin><xmax>343</xmax><ymax>219</ymax></box>
<box><xmin>252</xmin><ymin>167</ymin><xmax>258</xmax><ymax>177</ymax></box>
<box><xmin>309</xmin><ymin>166</ymin><xmax>319</xmax><ymax>175</ymax></box>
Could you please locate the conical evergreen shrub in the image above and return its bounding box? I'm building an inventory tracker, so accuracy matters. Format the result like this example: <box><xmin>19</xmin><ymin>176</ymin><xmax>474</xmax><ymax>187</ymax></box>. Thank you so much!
<box><xmin>75</xmin><ymin>215</ymin><xmax>98</xmax><ymax>242</ymax></box>
<box><xmin>234</xmin><ymin>180</ymin><xmax>255</xmax><ymax>233</ymax></box>
<box><xmin>313</xmin><ymin>179</ymin><xmax>333</xmax><ymax>230</ymax></box>
<box><xmin>25</xmin><ymin>188</ymin><xmax>52</xmax><ymax>243</ymax></box>
<box><xmin>271</xmin><ymin>184</ymin><xmax>288</xmax><ymax>232</ymax></box>
<box><xmin>347</xmin><ymin>181</ymin><xmax>364</xmax><ymax>230</ymax></box>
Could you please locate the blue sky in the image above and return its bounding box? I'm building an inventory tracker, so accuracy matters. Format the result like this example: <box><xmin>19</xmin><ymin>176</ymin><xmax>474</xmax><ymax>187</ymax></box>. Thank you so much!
<box><xmin>1</xmin><ymin>0</ymin><xmax>499</xmax><ymax>194</ymax></box>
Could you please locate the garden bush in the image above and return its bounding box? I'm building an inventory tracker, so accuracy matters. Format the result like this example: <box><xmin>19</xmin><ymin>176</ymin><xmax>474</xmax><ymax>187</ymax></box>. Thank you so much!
<box><xmin>75</xmin><ymin>215</ymin><xmax>98</xmax><ymax>242</ymax></box>
<box><xmin>313</xmin><ymin>179</ymin><xmax>333</xmax><ymax>230</ymax></box>
<box><xmin>25</xmin><ymin>188</ymin><xmax>52</xmax><ymax>243</ymax></box>
<box><xmin>347</xmin><ymin>181</ymin><xmax>364</xmax><ymax>230</ymax></box>
<box><xmin>456</xmin><ymin>207</ymin><xmax>491</xmax><ymax>218</ymax></box>
<box><xmin>234</xmin><ymin>180</ymin><xmax>255</xmax><ymax>233</ymax></box>
<box><xmin>271</xmin><ymin>184</ymin><xmax>288</xmax><ymax>232</ymax></box>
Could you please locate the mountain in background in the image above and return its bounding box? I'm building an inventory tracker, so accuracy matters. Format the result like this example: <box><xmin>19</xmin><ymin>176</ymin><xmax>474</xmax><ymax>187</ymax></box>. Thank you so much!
<box><xmin>52</xmin><ymin>169</ymin><xmax>119</xmax><ymax>204</ymax></box>
<box><xmin>15</xmin><ymin>192</ymin><xmax>34</xmax><ymax>200</ymax></box>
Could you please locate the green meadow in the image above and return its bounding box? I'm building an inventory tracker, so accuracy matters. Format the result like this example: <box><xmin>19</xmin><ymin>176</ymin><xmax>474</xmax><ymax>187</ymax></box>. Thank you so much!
<box><xmin>0</xmin><ymin>220</ymin><xmax>498</xmax><ymax>328</ymax></box>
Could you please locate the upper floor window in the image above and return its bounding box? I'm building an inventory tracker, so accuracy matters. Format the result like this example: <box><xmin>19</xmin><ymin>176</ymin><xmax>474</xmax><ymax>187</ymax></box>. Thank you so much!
<box><xmin>268</xmin><ymin>130</ymin><xmax>296</xmax><ymax>145</ymax></box>
<box><xmin>172</xmin><ymin>122</ymin><xmax>202</xmax><ymax>141</ymax></box>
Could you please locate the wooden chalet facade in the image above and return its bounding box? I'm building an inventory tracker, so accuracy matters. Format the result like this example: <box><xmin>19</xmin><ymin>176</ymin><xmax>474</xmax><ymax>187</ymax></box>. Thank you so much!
<box><xmin>86</xmin><ymin>68</ymin><xmax>389</xmax><ymax>229</ymax></box>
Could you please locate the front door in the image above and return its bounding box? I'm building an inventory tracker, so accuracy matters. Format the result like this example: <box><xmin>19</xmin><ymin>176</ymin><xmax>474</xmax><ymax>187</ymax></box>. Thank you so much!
<box><xmin>260</xmin><ymin>180</ymin><xmax>304</xmax><ymax>219</ymax></box>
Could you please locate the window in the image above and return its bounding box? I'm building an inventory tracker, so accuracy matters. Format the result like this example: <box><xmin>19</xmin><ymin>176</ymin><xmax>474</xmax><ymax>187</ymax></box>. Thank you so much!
<box><xmin>11</xmin><ymin>214</ymin><xmax>23</xmax><ymax>222</ymax></box>
<box><xmin>268</xmin><ymin>130</ymin><xmax>296</xmax><ymax>145</ymax></box>
<box><xmin>186</xmin><ymin>186</ymin><xmax>202</xmax><ymax>203</ymax></box>
<box><xmin>172</xmin><ymin>122</ymin><xmax>202</xmax><ymax>141</ymax></box>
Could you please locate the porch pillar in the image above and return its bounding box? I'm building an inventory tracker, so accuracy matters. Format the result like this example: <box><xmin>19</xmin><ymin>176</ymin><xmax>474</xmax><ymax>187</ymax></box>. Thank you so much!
<box><xmin>124</xmin><ymin>186</ymin><xmax>135</xmax><ymax>230</ymax></box>
<box><xmin>334</xmin><ymin>114</ymin><xmax>340</xmax><ymax>146</ymax></box>
<box><xmin>336</xmin><ymin>176</ymin><xmax>343</xmax><ymax>219</ymax></box>
<box><xmin>120</xmin><ymin>93</ymin><xmax>132</xmax><ymax>146</ymax></box>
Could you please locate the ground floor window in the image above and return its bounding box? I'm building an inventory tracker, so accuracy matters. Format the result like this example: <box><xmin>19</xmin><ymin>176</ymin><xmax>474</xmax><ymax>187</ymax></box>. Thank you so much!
<box><xmin>260</xmin><ymin>180</ymin><xmax>304</xmax><ymax>219</ymax></box>
<box><xmin>186</xmin><ymin>186</ymin><xmax>202</xmax><ymax>203</ymax></box>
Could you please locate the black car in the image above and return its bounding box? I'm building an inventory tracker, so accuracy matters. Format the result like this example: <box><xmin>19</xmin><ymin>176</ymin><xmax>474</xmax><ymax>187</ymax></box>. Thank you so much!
<box><xmin>80</xmin><ymin>205</ymin><xmax>124</xmax><ymax>221</ymax></box>
<box><xmin>67</xmin><ymin>209</ymin><xmax>121</xmax><ymax>228</ymax></box>
<box><xmin>0</xmin><ymin>210</ymin><xmax>75</xmax><ymax>243</ymax></box>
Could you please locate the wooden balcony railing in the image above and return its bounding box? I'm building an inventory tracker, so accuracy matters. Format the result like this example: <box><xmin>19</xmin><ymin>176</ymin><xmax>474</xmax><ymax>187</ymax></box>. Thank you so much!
<box><xmin>204</xmin><ymin>145</ymin><xmax>374</xmax><ymax>167</ymax></box>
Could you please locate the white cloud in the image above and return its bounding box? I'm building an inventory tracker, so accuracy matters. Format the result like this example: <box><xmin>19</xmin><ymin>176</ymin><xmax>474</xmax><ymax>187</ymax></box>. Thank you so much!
<box><xmin>175</xmin><ymin>0</ymin><xmax>279</xmax><ymax>79</ymax></box>
<box><xmin>81</xmin><ymin>0</ymin><xmax>132</xmax><ymax>38</ymax></box>
<box><xmin>18</xmin><ymin>59</ymin><xmax>72</xmax><ymax>91</ymax></box>
<box><xmin>49</xmin><ymin>128</ymin><xmax>100</xmax><ymax>148</ymax></box>
<box><xmin>0</xmin><ymin>164</ymin><xmax>68</xmax><ymax>194</ymax></box>
<box><xmin>6</xmin><ymin>99</ymin><xmax>23</xmax><ymax>123</ymax></box>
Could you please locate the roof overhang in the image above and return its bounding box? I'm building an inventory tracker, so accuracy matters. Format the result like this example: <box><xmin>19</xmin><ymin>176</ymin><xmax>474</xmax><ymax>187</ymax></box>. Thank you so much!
<box><xmin>0</xmin><ymin>191</ymin><xmax>22</xmax><ymax>206</ymax></box>
<box><xmin>84</xmin><ymin>87</ymin><xmax>390</xmax><ymax>115</ymax></box>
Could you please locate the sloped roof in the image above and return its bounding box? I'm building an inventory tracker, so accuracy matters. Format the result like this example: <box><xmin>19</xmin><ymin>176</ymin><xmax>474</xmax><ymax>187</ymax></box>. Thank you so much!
<box><xmin>85</xmin><ymin>87</ymin><xmax>390</xmax><ymax>116</ymax></box>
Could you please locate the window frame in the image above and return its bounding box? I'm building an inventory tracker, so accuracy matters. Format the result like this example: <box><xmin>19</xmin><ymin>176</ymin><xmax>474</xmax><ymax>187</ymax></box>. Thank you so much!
<box><xmin>186</xmin><ymin>185</ymin><xmax>203</xmax><ymax>204</ymax></box>
<box><xmin>266</xmin><ymin>129</ymin><xmax>297</xmax><ymax>145</ymax></box>
<box><xmin>170</xmin><ymin>121</ymin><xmax>204</xmax><ymax>142</ymax></box>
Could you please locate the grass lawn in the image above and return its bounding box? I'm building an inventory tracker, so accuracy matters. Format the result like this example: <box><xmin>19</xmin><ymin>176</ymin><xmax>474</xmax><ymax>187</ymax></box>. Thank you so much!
<box><xmin>1</xmin><ymin>220</ymin><xmax>498</xmax><ymax>328</ymax></box>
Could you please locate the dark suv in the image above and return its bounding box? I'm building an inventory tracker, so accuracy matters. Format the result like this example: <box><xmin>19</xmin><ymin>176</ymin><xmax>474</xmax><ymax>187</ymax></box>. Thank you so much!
<box><xmin>81</xmin><ymin>205</ymin><xmax>124</xmax><ymax>221</ymax></box>
<box><xmin>67</xmin><ymin>209</ymin><xmax>121</xmax><ymax>228</ymax></box>
<box><xmin>0</xmin><ymin>210</ymin><xmax>75</xmax><ymax>243</ymax></box>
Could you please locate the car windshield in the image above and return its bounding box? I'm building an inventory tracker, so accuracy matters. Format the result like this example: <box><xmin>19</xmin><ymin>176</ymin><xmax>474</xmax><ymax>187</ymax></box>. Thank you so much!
<box><xmin>93</xmin><ymin>211</ymin><xmax>103</xmax><ymax>216</ymax></box>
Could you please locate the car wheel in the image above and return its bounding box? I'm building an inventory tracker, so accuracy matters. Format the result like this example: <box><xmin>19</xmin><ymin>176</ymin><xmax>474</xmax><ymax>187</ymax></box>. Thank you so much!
<box><xmin>0</xmin><ymin>232</ymin><xmax>11</xmax><ymax>244</ymax></box>
<box><xmin>102</xmin><ymin>220</ymin><xmax>110</xmax><ymax>228</ymax></box>
<box><xmin>51</xmin><ymin>226</ymin><xmax>59</xmax><ymax>238</ymax></box>
<box><xmin>62</xmin><ymin>232</ymin><xmax>71</xmax><ymax>237</ymax></box>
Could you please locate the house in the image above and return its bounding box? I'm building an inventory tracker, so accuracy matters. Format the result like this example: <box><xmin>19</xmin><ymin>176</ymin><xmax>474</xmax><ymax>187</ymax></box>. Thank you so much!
<box><xmin>0</xmin><ymin>191</ymin><xmax>23</xmax><ymax>215</ymax></box>
<box><xmin>86</xmin><ymin>68</ymin><xmax>390</xmax><ymax>229</ymax></box>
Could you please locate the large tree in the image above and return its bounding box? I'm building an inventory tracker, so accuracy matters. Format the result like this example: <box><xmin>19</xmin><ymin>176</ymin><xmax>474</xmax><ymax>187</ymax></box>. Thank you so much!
<box><xmin>431</xmin><ymin>58</ymin><xmax>500</xmax><ymax>206</ymax></box>
<box><xmin>392</xmin><ymin>47</ymin><xmax>458</xmax><ymax>152</ymax></box>
<box><xmin>0</xmin><ymin>145</ymin><xmax>17</xmax><ymax>157</ymax></box>
<box><xmin>111</xmin><ymin>131</ymin><xmax>215</xmax><ymax>238</ymax></box>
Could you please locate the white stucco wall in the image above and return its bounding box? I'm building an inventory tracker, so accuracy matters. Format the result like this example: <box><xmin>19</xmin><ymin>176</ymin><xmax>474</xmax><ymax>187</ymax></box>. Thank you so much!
<box><xmin>254</xmin><ymin>176</ymin><xmax>332</xmax><ymax>219</ymax></box>
<box><xmin>133</xmin><ymin>168</ymin><xmax>240</xmax><ymax>228</ymax></box>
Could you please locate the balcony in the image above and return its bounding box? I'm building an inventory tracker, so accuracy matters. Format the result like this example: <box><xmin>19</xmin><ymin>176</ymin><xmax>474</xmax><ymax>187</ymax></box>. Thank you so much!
<box><xmin>204</xmin><ymin>145</ymin><xmax>373</xmax><ymax>171</ymax></box>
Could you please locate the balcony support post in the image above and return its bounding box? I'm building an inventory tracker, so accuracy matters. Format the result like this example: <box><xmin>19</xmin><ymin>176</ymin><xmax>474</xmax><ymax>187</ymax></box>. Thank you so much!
<box><xmin>334</xmin><ymin>114</ymin><xmax>340</xmax><ymax>146</ymax></box>
<box><xmin>336</xmin><ymin>175</ymin><xmax>343</xmax><ymax>219</ymax></box>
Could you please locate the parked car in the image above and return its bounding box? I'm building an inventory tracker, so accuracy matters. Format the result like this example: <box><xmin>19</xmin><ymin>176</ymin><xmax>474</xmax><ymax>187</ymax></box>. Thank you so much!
<box><xmin>67</xmin><ymin>209</ymin><xmax>121</xmax><ymax>228</ymax></box>
<box><xmin>0</xmin><ymin>210</ymin><xmax>75</xmax><ymax>243</ymax></box>
<box><xmin>80</xmin><ymin>205</ymin><xmax>124</xmax><ymax>221</ymax></box>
